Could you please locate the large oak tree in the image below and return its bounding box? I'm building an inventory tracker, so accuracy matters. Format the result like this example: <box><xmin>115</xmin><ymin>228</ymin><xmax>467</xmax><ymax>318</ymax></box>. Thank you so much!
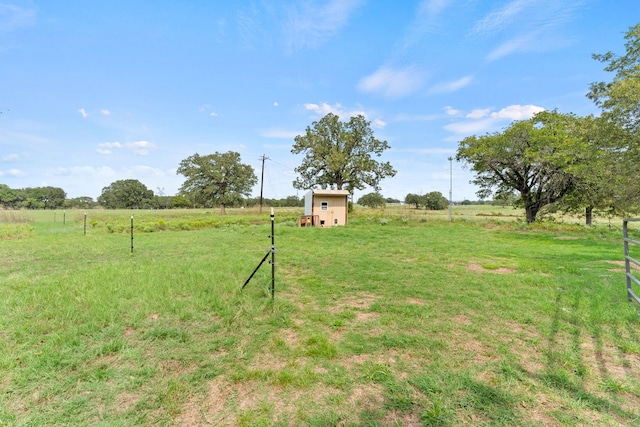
<box><xmin>177</xmin><ymin>151</ymin><xmax>257</xmax><ymax>214</ymax></box>
<box><xmin>456</xmin><ymin>111</ymin><xmax>582</xmax><ymax>223</ymax></box>
<box><xmin>291</xmin><ymin>113</ymin><xmax>396</xmax><ymax>192</ymax></box>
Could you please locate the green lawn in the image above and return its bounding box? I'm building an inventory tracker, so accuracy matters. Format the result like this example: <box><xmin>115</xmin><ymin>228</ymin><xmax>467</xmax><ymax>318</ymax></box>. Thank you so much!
<box><xmin>1</xmin><ymin>209</ymin><xmax>640</xmax><ymax>426</ymax></box>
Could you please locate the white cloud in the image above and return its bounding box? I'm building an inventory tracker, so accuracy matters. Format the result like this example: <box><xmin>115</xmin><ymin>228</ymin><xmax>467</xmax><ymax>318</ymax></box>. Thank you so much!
<box><xmin>273</xmin><ymin>102</ymin><xmax>279</xmax><ymax>107</ymax></box>
<box><xmin>358</xmin><ymin>66</ymin><xmax>425</xmax><ymax>98</ymax></box>
<box><xmin>443</xmin><ymin>106</ymin><xmax>462</xmax><ymax>117</ymax></box>
<box><xmin>125</xmin><ymin>140</ymin><xmax>156</xmax><ymax>156</ymax></box>
<box><xmin>466</xmin><ymin>108</ymin><xmax>491</xmax><ymax>119</ymax></box>
<box><xmin>444</xmin><ymin>104</ymin><xmax>545</xmax><ymax>136</ymax></box>
<box><xmin>78</xmin><ymin>108</ymin><xmax>88</xmax><ymax>118</ymax></box>
<box><xmin>429</xmin><ymin>76</ymin><xmax>473</xmax><ymax>94</ymax></box>
<box><xmin>302</xmin><ymin>103</ymin><xmax>385</xmax><ymax>128</ymax></box>
<box><xmin>0</xmin><ymin>168</ymin><xmax>26</xmax><ymax>177</ymax></box>
<box><xmin>96</xmin><ymin>140</ymin><xmax>156</xmax><ymax>156</ymax></box>
<box><xmin>2</xmin><ymin>153</ymin><xmax>21</xmax><ymax>162</ymax></box>
<box><xmin>210</xmin><ymin>112</ymin><xmax>218</xmax><ymax>117</ymax></box>
<box><xmin>98</xmin><ymin>142</ymin><xmax>122</xmax><ymax>149</ymax></box>
<box><xmin>101</xmin><ymin>109</ymin><xmax>111</xmax><ymax>116</ymax></box>
<box><xmin>490</xmin><ymin>104</ymin><xmax>545</xmax><ymax>120</ymax></box>
<box><xmin>303</xmin><ymin>102</ymin><xmax>366</xmax><ymax>119</ymax></box>
<box><xmin>444</xmin><ymin>118</ymin><xmax>498</xmax><ymax>136</ymax></box>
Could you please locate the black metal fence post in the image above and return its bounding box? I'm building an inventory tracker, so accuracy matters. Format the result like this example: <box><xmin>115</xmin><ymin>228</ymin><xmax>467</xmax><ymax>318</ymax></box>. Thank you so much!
<box><xmin>130</xmin><ymin>215</ymin><xmax>134</xmax><ymax>254</ymax></box>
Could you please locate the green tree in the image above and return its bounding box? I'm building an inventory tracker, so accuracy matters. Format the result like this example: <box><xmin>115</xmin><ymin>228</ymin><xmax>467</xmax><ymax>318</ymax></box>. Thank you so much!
<box><xmin>0</xmin><ymin>184</ymin><xmax>19</xmax><ymax>208</ymax></box>
<box><xmin>588</xmin><ymin>23</ymin><xmax>640</xmax><ymax>133</ymax></box>
<box><xmin>456</xmin><ymin>111</ymin><xmax>582</xmax><ymax>223</ymax></box>
<box><xmin>357</xmin><ymin>192</ymin><xmax>386</xmax><ymax>208</ymax></box>
<box><xmin>176</xmin><ymin>151</ymin><xmax>257</xmax><ymax>215</ymax></box>
<box><xmin>423</xmin><ymin>191</ymin><xmax>449</xmax><ymax>210</ymax></box>
<box><xmin>552</xmin><ymin>116</ymin><xmax>638</xmax><ymax>223</ymax></box>
<box><xmin>291</xmin><ymin>113</ymin><xmax>396</xmax><ymax>192</ymax></box>
<box><xmin>404</xmin><ymin>193</ymin><xmax>422</xmax><ymax>209</ymax></box>
<box><xmin>172</xmin><ymin>195</ymin><xmax>192</xmax><ymax>208</ymax></box>
<box><xmin>39</xmin><ymin>186</ymin><xmax>67</xmax><ymax>209</ymax></box>
<box><xmin>98</xmin><ymin>179</ymin><xmax>154</xmax><ymax>209</ymax></box>
<box><xmin>64</xmin><ymin>196</ymin><xmax>96</xmax><ymax>209</ymax></box>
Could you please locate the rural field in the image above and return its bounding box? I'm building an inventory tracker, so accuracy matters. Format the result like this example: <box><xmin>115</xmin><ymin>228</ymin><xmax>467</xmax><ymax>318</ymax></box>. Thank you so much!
<box><xmin>1</xmin><ymin>206</ymin><xmax>640</xmax><ymax>426</ymax></box>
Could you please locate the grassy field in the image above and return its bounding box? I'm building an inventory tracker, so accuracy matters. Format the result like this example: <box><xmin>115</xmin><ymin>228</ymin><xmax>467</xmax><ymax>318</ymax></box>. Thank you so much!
<box><xmin>1</xmin><ymin>207</ymin><xmax>640</xmax><ymax>426</ymax></box>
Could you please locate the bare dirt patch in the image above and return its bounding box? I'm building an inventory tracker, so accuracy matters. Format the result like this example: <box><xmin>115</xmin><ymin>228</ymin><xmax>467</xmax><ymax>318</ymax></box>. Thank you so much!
<box><xmin>454</xmin><ymin>314</ymin><xmax>472</xmax><ymax>326</ymax></box>
<box><xmin>355</xmin><ymin>311</ymin><xmax>379</xmax><ymax>322</ymax></box>
<box><xmin>467</xmin><ymin>263</ymin><xmax>516</xmax><ymax>274</ymax></box>
<box><xmin>115</xmin><ymin>392</ymin><xmax>140</xmax><ymax>413</ymax></box>
<box><xmin>603</xmin><ymin>260</ymin><xmax>640</xmax><ymax>272</ymax></box>
<box><xmin>406</xmin><ymin>297</ymin><xmax>426</xmax><ymax>306</ymax></box>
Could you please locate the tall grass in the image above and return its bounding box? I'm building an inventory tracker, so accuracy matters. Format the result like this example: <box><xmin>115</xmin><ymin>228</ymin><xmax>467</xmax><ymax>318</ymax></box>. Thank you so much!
<box><xmin>1</xmin><ymin>209</ymin><xmax>639</xmax><ymax>425</ymax></box>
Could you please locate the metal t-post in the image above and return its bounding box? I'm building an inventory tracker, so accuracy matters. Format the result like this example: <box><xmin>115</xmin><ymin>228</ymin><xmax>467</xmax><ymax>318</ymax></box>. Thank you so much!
<box><xmin>270</xmin><ymin>207</ymin><xmax>275</xmax><ymax>300</ymax></box>
<box><xmin>242</xmin><ymin>208</ymin><xmax>276</xmax><ymax>301</ymax></box>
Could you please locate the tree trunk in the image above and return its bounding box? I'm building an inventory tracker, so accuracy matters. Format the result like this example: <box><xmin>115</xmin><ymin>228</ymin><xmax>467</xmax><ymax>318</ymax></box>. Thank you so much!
<box><xmin>525</xmin><ymin>206</ymin><xmax>538</xmax><ymax>223</ymax></box>
<box><xmin>220</xmin><ymin>204</ymin><xmax>226</xmax><ymax>215</ymax></box>
<box><xmin>585</xmin><ymin>206</ymin><xmax>593</xmax><ymax>226</ymax></box>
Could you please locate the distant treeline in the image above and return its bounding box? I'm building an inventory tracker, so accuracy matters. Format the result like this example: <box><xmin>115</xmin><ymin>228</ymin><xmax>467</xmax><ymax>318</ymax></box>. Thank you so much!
<box><xmin>0</xmin><ymin>183</ymin><xmax>306</xmax><ymax>210</ymax></box>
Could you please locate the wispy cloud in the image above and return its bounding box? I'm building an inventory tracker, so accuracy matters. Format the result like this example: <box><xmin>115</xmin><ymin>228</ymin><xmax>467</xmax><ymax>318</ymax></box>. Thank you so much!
<box><xmin>101</xmin><ymin>109</ymin><xmax>110</xmax><ymax>116</ymax></box>
<box><xmin>97</xmin><ymin>140</ymin><xmax>157</xmax><ymax>156</ymax></box>
<box><xmin>358</xmin><ymin>65</ymin><xmax>425</xmax><ymax>99</ymax></box>
<box><xmin>466</xmin><ymin>108</ymin><xmax>491</xmax><ymax>119</ymax></box>
<box><xmin>283</xmin><ymin>0</ymin><xmax>364</xmax><ymax>52</ymax></box>
<box><xmin>399</xmin><ymin>0</ymin><xmax>454</xmax><ymax>51</ymax></box>
<box><xmin>2</xmin><ymin>153</ymin><xmax>25</xmax><ymax>162</ymax></box>
<box><xmin>0</xmin><ymin>168</ymin><xmax>26</xmax><ymax>177</ymax></box>
<box><xmin>0</xmin><ymin>4</ymin><xmax>36</xmax><ymax>33</ymax></box>
<box><xmin>78</xmin><ymin>108</ymin><xmax>88</xmax><ymax>119</ymax></box>
<box><xmin>429</xmin><ymin>76</ymin><xmax>473</xmax><ymax>94</ymax></box>
<box><xmin>472</xmin><ymin>0</ymin><xmax>584</xmax><ymax>62</ymax></box>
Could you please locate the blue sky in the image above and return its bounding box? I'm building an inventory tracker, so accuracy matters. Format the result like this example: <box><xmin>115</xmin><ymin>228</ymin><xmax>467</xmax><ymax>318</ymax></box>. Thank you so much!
<box><xmin>1</xmin><ymin>0</ymin><xmax>638</xmax><ymax>202</ymax></box>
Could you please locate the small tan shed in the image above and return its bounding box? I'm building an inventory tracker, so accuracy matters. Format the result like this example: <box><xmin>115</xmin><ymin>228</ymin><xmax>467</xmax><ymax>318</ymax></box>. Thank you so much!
<box><xmin>303</xmin><ymin>189</ymin><xmax>350</xmax><ymax>227</ymax></box>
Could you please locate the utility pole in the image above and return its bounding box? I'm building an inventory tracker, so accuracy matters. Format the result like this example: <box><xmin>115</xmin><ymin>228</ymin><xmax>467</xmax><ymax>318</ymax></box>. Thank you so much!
<box><xmin>448</xmin><ymin>157</ymin><xmax>453</xmax><ymax>222</ymax></box>
<box><xmin>259</xmin><ymin>155</ymin><xmax>269</xmax><ymax>214</ymax></box>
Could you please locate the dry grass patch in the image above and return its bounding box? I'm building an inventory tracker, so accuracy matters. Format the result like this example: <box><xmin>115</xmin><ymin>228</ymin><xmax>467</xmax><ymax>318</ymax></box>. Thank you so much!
<box><xmin>603</xmin><ymin>259</ymin><xmax>640</xmax><ymax>272</ymax></box>
<box><xmin>467</xmin><ymin>263</ymin><xmax>517</xmax><ymax>274</ymax></box>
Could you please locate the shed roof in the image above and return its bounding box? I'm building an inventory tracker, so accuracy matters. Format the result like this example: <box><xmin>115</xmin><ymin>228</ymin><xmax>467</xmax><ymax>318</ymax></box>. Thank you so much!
<box><xmin>307</xmin><ymin>189</ymin><xmax>350</xmax><ymax>196</ymax></box>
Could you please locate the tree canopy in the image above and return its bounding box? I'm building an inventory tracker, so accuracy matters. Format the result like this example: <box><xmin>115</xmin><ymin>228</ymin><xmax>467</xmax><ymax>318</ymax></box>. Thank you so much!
<box><xmin>98</xmin><ymin>179</ymin><xmax>154</xmax><ymax>209</ymax></box>
<box><xmin>357</xmin><ymin>192</ymin><xmax>386</xmax><ymax>208</ymax></box>
<box><xmin>456</xmin><ymin>111</ymin><xmax>585</xmax><ymax>223</ymax></box>
<box><xmin>176</xmin><ymin>151</ymin><xmax>257</xmax><ymax>214</ymax></box>
<box><xmin>588</xmin><ymin>23</ymin><xmax>640</xmax><ymax>133</ymax></box>
<box><xmin>291</xmin><ymin>113</ymin><xmax>396</xmax><ymax>192</ymax></box>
